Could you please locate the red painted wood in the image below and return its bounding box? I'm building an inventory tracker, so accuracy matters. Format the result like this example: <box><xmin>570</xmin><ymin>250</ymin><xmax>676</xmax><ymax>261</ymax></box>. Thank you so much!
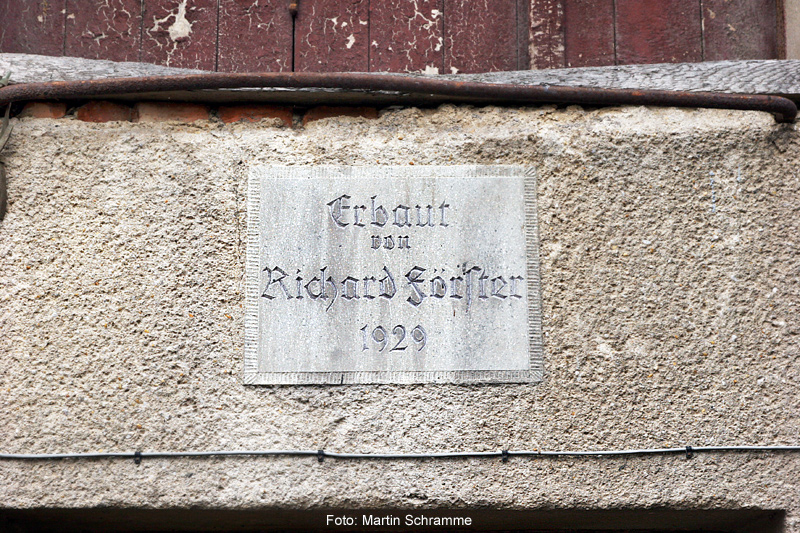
<box><xmin>369</xmin><ymin>0</ymin><xmax>444</xmax><ymax>73</ymax></box>
<box><xmin>294</xmin><ymin>0</ymin><xmax>369</xmax><ymax>72</ymax></box>
<box><xmin>564</xmin><ymin>0</ymin><xmax>614</xmax><ymax>67</ymax></box>
<box><xmin>615</xmin><ymin>0</ymin><xmax>702</xmax><ymax>64</ymax></box>
<box><xmin>141</xmin><ymin>0</ymin><xmax>218</xmax><ymax>70</ymax></box>
<box><xmin>516</xmin><ymin>0</ymin><xmax>531</xmax><ymax>69</ymax></box>
<box><xmin>64</xmin><ymin>0</ymin><xmax>142</xmax><ymax>61</ymax></box>
<box><xmin>217</xmin><ymin>0</ymin><xmax>292</xmax><ymax>72</ymax></box>
<box><xmin>445</xmin><ymin>0</ymin><xmax>519</xmax><ymax>74</ymax></box>
<box><xmin>0</xmin><ymin>0</ymin><xmax>66</xmax><ymax>56</ymax></box>
<box><xmin>702</xmin><ymin>0</ymin><xmax>778</xmax><ymax>60</ymax></box>
<box><xmin>529</xmin><ymin>0</ymin><xmax>565</xmax><ymax>69</ymax></box>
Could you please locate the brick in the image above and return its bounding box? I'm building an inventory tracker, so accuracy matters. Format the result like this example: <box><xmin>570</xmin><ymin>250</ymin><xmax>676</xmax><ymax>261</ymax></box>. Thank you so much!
<box><xmin>302</xmin><ymin>107</ymin><xmax>378</xmax><ymax>126</ymax></box>
<box><xmin>133</xmin><ymin>102</ymin><xmax>210</xmax><ymax>123</ymax></box>
<box><xmin>218</xmin><ymin>105</ymin><xmax>293</xmax><ymax>126</ymax></box>
<box><xmin>18</xmin><ymin>102</ymin><xmax>67</xmax><ymax>119</ymax></box>
<box><xmin>76</xmin><ymin>101</ymin><xmax>133</xmax><ymax>123</ymax></box>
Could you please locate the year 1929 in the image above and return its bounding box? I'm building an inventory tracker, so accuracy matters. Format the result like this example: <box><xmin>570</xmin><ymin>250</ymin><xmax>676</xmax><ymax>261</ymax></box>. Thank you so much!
<box><xmin>360</xmin><ymin>324</ymin><xmax>427</xmax><ymax>351</ymax></box>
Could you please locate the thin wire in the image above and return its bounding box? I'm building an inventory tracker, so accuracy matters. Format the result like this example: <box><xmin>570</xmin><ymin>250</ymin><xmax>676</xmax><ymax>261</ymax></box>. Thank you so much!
<box><xmin>2</xmin><ymin>446</ymin><xmax>800</xmax><ymax>461</ymax></box>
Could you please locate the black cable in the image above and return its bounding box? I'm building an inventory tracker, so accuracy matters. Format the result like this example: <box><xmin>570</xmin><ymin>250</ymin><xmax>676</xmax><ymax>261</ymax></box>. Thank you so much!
<box><xmin>2</xmin><ymin>446</ymin><xmax>799</xmax><ymax>462</ymax></box>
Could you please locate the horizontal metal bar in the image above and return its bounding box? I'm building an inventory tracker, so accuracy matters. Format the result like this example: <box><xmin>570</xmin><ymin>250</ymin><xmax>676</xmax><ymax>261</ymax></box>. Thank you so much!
<box><xmin>0</xmin><ymin>72</ymin><xmax>795</xmax><ymax>123</ymax></box>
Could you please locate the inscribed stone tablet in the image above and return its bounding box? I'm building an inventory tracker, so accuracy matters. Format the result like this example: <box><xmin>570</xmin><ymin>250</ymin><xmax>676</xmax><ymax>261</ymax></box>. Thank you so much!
<box><xmin>244</xmin><ymin>166</ymin><xmax>543</xmax><ymax>384</ymax></box>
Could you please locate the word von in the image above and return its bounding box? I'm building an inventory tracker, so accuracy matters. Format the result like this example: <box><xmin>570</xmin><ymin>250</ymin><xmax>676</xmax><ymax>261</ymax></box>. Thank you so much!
<box><xmin>261</xmin><ymin>264</ymin><xmax>524</xmax><ymax>310</ymax></box>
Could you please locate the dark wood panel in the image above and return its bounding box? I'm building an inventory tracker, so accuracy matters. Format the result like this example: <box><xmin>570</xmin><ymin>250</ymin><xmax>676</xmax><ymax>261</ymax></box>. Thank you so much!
<box><xmin>369</xmin><ymin>0</ymin><xmax>444</xmax><ymax>73</ymax></box>
<box><xmin>0</xmin><ymin>0</ymin><xmax>66</xmax><ymax>56</ymax></box>
<box><xmin>445</xmin><ymin>0</ymin><xmax>518</xmax><ymax>74</ymax></box>
<box><xmin>564</xmin><ymin>0</ymin><xmax>614</xmax><ymax>67</ymax></box>
<box><xmin>615</xmin><ymin>0</ymin><xmax>702</xmax><ymax>64</ymax></box>
<box><xmin>529</xmin><ymin>0</ymin><xmax>565</xmax><ymax>69</ymax></box>
<box><xmin>516</xmin><ymin>0</ymin><xmax>531</xmax><ymax>69</ymax></box>
<box><xmin>702</xmin><ymin>0</ymin><xmax>778</xmax><ymax>60</ymax></box>
<box><xmin>294</xmin><ymin>0</ymin><xmax>369</xmax><ymax>72</ymax></box>
<box><xmin>217</xmin><ymin>0</ymin><xmax>292</xmax><ymax>72</ymax></box>
<box><xmin>141</xmin><ymin>0</ymin><xmax>218</xmax><ymax>70</ymax></box>
<box><xmin>64</xmin><ymin>0</ymin><xmax>142</xmax><ymax>61</ymax></box>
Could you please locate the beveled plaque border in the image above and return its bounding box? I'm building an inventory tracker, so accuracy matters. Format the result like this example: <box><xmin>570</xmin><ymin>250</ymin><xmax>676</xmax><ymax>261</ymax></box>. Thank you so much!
<box><xmin>244</xmin><ymin>165</ymin><xmax>543</xmax><ymax>385</ymax></box>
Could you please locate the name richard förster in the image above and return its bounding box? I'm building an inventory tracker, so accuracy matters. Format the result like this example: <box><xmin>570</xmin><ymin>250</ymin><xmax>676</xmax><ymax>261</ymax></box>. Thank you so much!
<box><xmin>260</xmin><ymin>192</ymin><xmax>525</xmax><ymax>311</ymax></box>
<box><xmin>260</xmin><ymin>263</ymin><xmax>525</xmax><ymax>311</ymax></box>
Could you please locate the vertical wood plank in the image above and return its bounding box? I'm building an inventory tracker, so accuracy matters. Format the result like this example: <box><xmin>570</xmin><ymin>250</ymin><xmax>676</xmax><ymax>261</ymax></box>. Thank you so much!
<box><xmin>615</xmin><ymin>0</ymin><xmax>703</xmax><ymax>64</ymax></box>
<box><xmin>529</xmin><ymin>0</ymin><xmax>565</xmax><ymax>69</ymax></box>
<box><xmin>217</xmin><ymin>0</ymin><xmax>292</xmax><ymax>72</ymax></box>
<box><xmin>444</xmin><ymin>0</ymin><xmax>518</xmax><ymax>74</ymax></box>
<box><xmin>0</xmin><ymin>0</ymin><xmax>66</xmax><ymax>56</ymax></box>
<box><xmin>141</xmin><ymin>0</ymin><xmax>218</xmax><ymax>70</ymax></box>
<box><xmin>564</xmin><ymin>0</ymin><xmax>614</xmax><ymax>67</ymax></box>
<box><xmin>294</xmin><ymin>0</ymin><xmax>369</xmax><ymax>72</ymax></box>
<box><xmin>369</xmin><ymin>0</ymin><xmax>444</xmax><ymax>73</ymax></box>
<box><xmin>702</xmin><ymin>0</ymin><xmax>778</xmax><ymax>60</ymax></box>
<box><xmin>517</xmin><ymin>0</ymin><xmax>531</xmax><ymax>69</ymax></box>
<box><xmin>65</xmin><ymin>0</ymin><xmax>143</xmax><ymax>61</ymax></box>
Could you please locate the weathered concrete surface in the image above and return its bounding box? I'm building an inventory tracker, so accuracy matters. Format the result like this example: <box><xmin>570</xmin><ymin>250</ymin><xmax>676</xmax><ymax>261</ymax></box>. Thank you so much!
<box><xmin>0</xmin><ymin>104</ymin><xmax>798</xmax><ymax>529</ymax></box>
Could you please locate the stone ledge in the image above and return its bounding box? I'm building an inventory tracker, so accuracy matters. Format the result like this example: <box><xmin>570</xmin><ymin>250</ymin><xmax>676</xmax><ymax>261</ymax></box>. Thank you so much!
<box><xmin>0</xmin><ymin>53</ymin><xmax>800</xmax><ymax>104</ymax></box>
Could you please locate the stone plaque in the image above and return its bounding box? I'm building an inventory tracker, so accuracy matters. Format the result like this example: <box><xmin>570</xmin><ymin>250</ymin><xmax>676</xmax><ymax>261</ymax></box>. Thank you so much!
<box><xmin>244</xmin><ymin>166</ymin><xmax>543</xmax><ymax>384</ymax></box>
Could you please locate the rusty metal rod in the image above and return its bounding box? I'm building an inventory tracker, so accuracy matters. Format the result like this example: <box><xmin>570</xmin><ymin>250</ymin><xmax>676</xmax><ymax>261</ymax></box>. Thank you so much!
<box><xmin>0</xmin><ymin>72</ymin><xmax>795</xmax><ymax>123</ymax></box>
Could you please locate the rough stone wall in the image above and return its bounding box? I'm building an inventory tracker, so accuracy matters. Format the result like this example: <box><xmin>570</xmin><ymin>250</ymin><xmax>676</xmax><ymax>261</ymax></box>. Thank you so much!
<box><xmin>0</xmin><ymin>105</ymin><xmax>798</xmax><ymax>529</ymax></box>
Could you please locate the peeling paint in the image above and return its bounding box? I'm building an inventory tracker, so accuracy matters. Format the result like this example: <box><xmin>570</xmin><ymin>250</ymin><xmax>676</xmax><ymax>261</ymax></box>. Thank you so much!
<box><xmin>345</xmin><ymin>34</ymin><xmax>355</xmax><ymax>49</ymax></box>
<box><xmin>65</xmin><ymin>0</ymin><xmax>142</xmax><ymax>62</ymax></box>
<box><xmin>151</xmin><ymin>0</ymin><xmax>193</xmax><ymax>42</ymax></box>
<box><xmin>168</xmin><ymin>1</ymin><xmax>193</xmax><ymax>41</ymax></box>
<box><xmin>217</xmin><ymin>0</ymin><xmax>292</xmax><ymax>72</ymax></box>
<box><xmin>370</xmin><ymin>0</ymin><xmax>443</xmax><ymax>73</ymax></box>
<box><xmin>529</xmin><ymin>0</ymin><xmax>565</xmax><ymax>69</ymax></box>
